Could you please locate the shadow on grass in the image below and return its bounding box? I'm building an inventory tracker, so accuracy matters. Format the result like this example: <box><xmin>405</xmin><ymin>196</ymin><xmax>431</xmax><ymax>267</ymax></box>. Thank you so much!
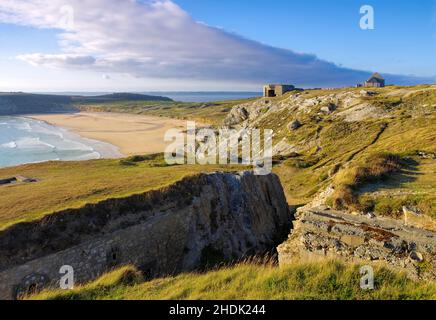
<box><xmin>358</xmin><ymin>158</ymin><xmax>420</xmax><ymax>193</ymax></box>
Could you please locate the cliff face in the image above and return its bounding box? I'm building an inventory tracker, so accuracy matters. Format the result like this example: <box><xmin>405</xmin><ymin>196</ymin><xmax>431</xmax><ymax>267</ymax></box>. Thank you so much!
<box><xmin>0</xmin><ymin>171</ymin><xmax>292</xmax><ymax>299</ymax></box>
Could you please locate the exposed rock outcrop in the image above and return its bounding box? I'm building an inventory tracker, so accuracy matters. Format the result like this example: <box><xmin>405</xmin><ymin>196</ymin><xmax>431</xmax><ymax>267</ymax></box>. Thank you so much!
<box><xmin>403</xmin><ymin>206</ymin><xmax>436</xmax><ymax>232</ymax></box>
<box><xmin>0</xmin><ymin>171</ymin><xmax>292</xmax><ymax>299</ymax></box>
<box><xmin>224</xmin><ymin>106</ymin><xmax>250</xmax><ymax>126</ymax></box>
<box><xmin>287</xmin><ymin>119</ymin><xmax>302</xmax><ymax>131</ymax></box>
<box><xmin>278</xmin><ymin>207</ymin><xmax>436</xmax><ymax>280</ymax></box>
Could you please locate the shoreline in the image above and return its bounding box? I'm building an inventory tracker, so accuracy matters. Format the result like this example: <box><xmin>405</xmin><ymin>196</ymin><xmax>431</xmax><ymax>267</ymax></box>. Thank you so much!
<box><xmin>25</xmin><ymin>115</ymin><xmax>124</xmax><ymax>160</ymax></box>
<box><xmin>28</xmin><ymin>112</ymin><xmax>190</xmax><ymax>157</ymax></box>
<box><xmin>0</xmin><ymin>115</ymin><xmax>123</xmax><ymax>168</ymax></box>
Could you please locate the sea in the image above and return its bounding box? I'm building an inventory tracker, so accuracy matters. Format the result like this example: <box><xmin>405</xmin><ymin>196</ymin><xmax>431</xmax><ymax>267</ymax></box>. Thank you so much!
<box><xmin>144</xmin><ymin>91</ymin><xmax>262</xmax><ymax>102</ymax></box>
<box><xmin>0</xmin><ymin>116</ymin><xmax>122</xmax><ymax>168</ymax></box>
<box><xmin>43</xmin><ymin>91</ymin><xmax>262</xmax><ymax>103</ymax></box>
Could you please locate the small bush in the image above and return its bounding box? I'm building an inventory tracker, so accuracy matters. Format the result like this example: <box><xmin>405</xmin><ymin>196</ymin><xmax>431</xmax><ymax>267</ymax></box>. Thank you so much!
<box><xmin>119</xmin><ymin>160</ymin><xmax>137</xmax><ymax>166</ymax></box>
<box><xmin>330</xmin><ymin>153</ymin><xmax>404</xmax><ymax>211</ymax></box>
<box><xmin>372</xmin><ymin>196</ymin><xmax>433</xmax><ymax>218</ymax></box>
<box><xmin>374</xmin><ymin>198</ymin><xmax>404</xmax><ymax>218</ymax></box>
<box><xmin>126</xmin><ymin>153</ymin><xmax>163</xmax><ymax>163</ymax></box>
<box><xmin>285</xmin><ymin>156</ymin><xmax>320</xmax><ymax>169</ymax></box>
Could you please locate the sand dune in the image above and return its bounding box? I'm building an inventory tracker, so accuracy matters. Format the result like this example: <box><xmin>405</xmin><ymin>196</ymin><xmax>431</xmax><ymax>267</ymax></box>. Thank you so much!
<box><xmin>30</xmin><ymin>112</ymin><xmax>190</xmax><ymax>156</ymax></box>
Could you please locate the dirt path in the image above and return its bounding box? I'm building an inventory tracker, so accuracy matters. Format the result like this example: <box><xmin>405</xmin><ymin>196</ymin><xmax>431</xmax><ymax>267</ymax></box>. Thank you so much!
<box><xmin>346</xmin><ymin>123</ymin><xmax>388</xmax><ymax>162</ymax></box>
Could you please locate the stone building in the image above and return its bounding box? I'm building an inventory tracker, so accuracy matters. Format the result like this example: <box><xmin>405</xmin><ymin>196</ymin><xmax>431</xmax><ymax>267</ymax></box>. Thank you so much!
<box><xmin>363</xmin><ymin>73</ymin><xmax>385</xmax><ymax>88</ymax></box>
<box><xmin>263</xmin><ymin>84</ymin><xmax>295</xmax><ymax>97</ymax></box>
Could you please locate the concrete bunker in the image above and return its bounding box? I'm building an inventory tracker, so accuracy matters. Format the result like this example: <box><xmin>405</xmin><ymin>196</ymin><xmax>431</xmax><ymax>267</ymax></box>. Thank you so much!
<box><xmin>263</xmin><ymin>84</ymin><xmax>295</xmax><ymax>98</ymax></box>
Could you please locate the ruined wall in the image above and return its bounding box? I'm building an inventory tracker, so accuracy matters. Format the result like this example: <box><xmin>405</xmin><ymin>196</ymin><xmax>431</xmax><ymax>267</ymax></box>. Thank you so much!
<box><xmin>0</xmin><ymin>171</ymin><xmax>292</xmax><ymax>299</ymax></box>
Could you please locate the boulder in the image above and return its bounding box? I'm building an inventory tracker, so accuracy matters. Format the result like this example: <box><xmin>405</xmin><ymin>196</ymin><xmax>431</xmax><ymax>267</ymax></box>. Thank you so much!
<box><xmin>287</xmin><ymin>119</ymin><xmax>302</xmax><ymax>131</ymax></box>
<box><xmin>320</xmin><ymin>103</ymin><xmax>337</xmax><ymax>114</ymax></box>
<box><xmin>224</xmin><ymin>106</ymin><xmax>249</xmax><ymax>126</ymax></box>
<box><xmin>403</xmin><ymin>206</ymin><xmax>436</xmax><ymax>232</ymax></box>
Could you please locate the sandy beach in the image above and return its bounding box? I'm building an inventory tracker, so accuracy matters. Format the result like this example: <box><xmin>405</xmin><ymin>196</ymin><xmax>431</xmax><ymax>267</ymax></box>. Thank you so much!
<box><xmin>30</xmin><ymin>112</ymin><xmax>190</xmax><ymax>156</ymax></box>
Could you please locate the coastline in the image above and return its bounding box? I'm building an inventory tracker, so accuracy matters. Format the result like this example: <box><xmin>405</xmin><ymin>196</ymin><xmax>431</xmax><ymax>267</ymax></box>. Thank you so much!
<box><xmin>29</xmin><ymin>112</ymin><xmax>190</xmax><ymax>156</ymax></box>
<box><xmin>57</xmin><ymin>125</ymin><xmax>124</xmax><ymax>160</ymax></box>
<box><xmin>0</xmin><ymin>115</ymin><xmax>123</xmax><ymax>168</ymax></box>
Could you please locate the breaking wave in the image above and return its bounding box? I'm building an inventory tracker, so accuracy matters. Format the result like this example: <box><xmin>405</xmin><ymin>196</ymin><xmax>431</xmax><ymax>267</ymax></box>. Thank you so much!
<box><xmin>0</xmin><ymin>116</ymin><xmax>121</xmax><ymax>168</ymax></box>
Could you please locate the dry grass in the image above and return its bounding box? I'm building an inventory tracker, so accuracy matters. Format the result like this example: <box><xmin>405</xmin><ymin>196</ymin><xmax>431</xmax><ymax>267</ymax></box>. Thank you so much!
<box><xmin>329</xmin><ymin>153</ymin><xmax>404</xmax><ymax>211</ymax></box>
<box><xmin>29</xmin><ymin>260</ymin><xmax>436</xmax><ymax>300</ymax></box>
<box><xmin>75</xmin><ymin>97</ymin><xmax>258</xmax><ymax>126</ymax></box>
<box><xmin>0</xmin><ymin>155</ymin><xmax>243</xmax><ymax>230</ymax></box>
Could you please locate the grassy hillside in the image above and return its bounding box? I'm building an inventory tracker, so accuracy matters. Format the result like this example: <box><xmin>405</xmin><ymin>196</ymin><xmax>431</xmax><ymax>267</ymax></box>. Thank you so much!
<box><xmin>0</xmin><ymin>92</ymin><xmax>74</xmax><ymax>114</ymax></box>
<box><xmin>29</xmin><ymin>260</ymin><xmax>436</xmax><ymax>300</ymax></box>
<box><xmin>1</xmin><ymin>85</ymin><xmax>434</xmax><ymax>228</ymax></box>
<box><xmin>2</xmin><ymin>85</ymin><xmax>435</xmax><ymax>300</ymax></box>
<box><xmin>0</xmin><ymin>92</ymin><xmax>172</xmax><ymax>115</ymax></box>
<box><xmin>73</xmin><ymin>92</ymin><xmax>172</xmax><ymax>102</ymax></box>
<box><xmin>265</xmin><ymin>86</ymin><xmax>436</xmax><ymax>217</ymax></box>
<box><xmin>0</xmin><ymin>155</ymin><xmax>243</xmax><ymax>230</ymax></box>
<box><xmin>78</xmin><ymin>85</ymin><xmax>434</xmax><ymax>215</ymax></box>
<box><xmin>75</xmin><ymin>97</ymin><xmax>257</xmax><ymax>125</ymax></box>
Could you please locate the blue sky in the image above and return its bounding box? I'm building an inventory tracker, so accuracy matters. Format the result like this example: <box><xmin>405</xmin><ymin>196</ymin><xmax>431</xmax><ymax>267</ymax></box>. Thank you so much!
<box><xmin>0</xmin><ymin>0</ymin><xmax>434</xmax><ymax>91</ymax></box>
<box><xmin>175</xmin><ymin>0</ymin><xmax>436</xmax><ymax>76</ymax></box>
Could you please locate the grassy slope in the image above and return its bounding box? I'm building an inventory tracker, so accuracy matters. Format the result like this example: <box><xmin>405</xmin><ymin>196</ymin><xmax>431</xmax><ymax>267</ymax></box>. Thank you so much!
<box><xmin>1</xmin><ymin>85</ymin><xmax>434</xmax><ymax>228</ymax></box>
<box><xmin>2</xmin><ymin>85</ymin><xmax>435</xmax><ymax>300</ymax></box>
<box><xmin>74</xmin><ymin>97</ymin><xmax>258</xmax><ymax>126</ymax></box>
<box><xmin>358</xmin><ymin>158</ymin><xmax>435</xmax><ymax>218</ymax></box>
<box><xmin>30</xmin><ymin>260</ymin><xmax>436</xmax><ymax>300</ymax></box>
<box><xmin>269</xmin><ymin>86</ymin><xmax>435</xmax><ymax>216</ymax></box>
<box><xmin>0</xmin><ymin>155</ymin><xmax>242</xmax><ymax>230</ymax></box>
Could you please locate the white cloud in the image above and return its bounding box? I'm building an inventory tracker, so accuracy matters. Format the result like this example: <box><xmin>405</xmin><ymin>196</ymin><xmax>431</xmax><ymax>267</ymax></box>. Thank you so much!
<box><xmin>17</xmin><ymin>53</ymin><xmax>96</xmax><ymax>67</ymax></box>
<box><xmin>0</xmin><ymin>0</ymin><xmax>433</xmax><ymax>87</ymax></box>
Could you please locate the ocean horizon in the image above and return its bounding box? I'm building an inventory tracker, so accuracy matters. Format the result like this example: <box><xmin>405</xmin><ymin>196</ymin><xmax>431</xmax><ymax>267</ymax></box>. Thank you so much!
<box><xmin>35</xmin><ymin>91</ymin><xmax>262</xmax><ymax>103</ymax></box>
<box><xmin>0</xmin><ymin>116</ymin><xmax>122</xmax><ymax>168</ymax></box>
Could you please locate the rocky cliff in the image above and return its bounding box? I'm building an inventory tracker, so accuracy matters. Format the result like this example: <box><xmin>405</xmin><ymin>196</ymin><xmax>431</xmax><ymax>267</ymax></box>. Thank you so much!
<box><xmin>278</xmin><ymin>205</ymin><xmax>436</xmax><ymax>281</ymax></box>
<box><xmin>0</xmin><ymin>171</ymin><xmax>291</xmax><ymax>299</ymax></box>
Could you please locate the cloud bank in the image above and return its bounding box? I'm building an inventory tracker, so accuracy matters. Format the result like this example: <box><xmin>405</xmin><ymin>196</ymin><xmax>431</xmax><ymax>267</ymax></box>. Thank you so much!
<box><xmin>0</xmin><ymin>0</ymin><xmax>433</xmax><ymax>87</ymax></box>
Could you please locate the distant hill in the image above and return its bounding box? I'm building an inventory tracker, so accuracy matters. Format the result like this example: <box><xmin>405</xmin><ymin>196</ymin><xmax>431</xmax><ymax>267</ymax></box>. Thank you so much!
<box><xmin>73</xmin><ymin>92</ymin><xmax>173</xmax><ymax>103</ymax></box>
<box><xmin>0</xmin><ymin>93</ymin><xmax>74</xmax><ymax>115</ymax></box>
<box><xmin>0</xmin><ymin>92</ymin><xmax>173</xmax><ymax>115</ymax></box>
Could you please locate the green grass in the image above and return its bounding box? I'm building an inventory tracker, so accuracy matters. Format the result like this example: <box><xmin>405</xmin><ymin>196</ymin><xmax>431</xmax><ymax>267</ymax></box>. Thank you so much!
<box><xmin>29</xmin><ymin>260</ymin><xmax>436</xmax><ymax>300</ymax></box>
<box><xmin>75</xmin><ymin>97</ymin><xmax>258</xmax><ymax>126</ymax></box>
<box><xmin>357</xmin><ymin>158</ymin><xmax>436</xmax><ymax>218</ymax></box>
<box><xmin>328</xmin><ymin>153</ymin><xmax>404</xmax><ymax>211</ymax></box>
<box><xmin>266</xmin><ymin>86</ymin><xmax>436</xmax><ymax>207</ymax></box>
<box><xmin>1</xmin><ymin>86</ymin><xmax>434</xmax><ymax>225</ymax></box>
<box><xmin>326</xmin><ymin>152</ymin><xmax>434</xmax><ymax>217</ymax></box>
<box><xmin>0</xmin><ymin>155</ymin><xmax>243</xmax><ymax>230</ymax></box>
